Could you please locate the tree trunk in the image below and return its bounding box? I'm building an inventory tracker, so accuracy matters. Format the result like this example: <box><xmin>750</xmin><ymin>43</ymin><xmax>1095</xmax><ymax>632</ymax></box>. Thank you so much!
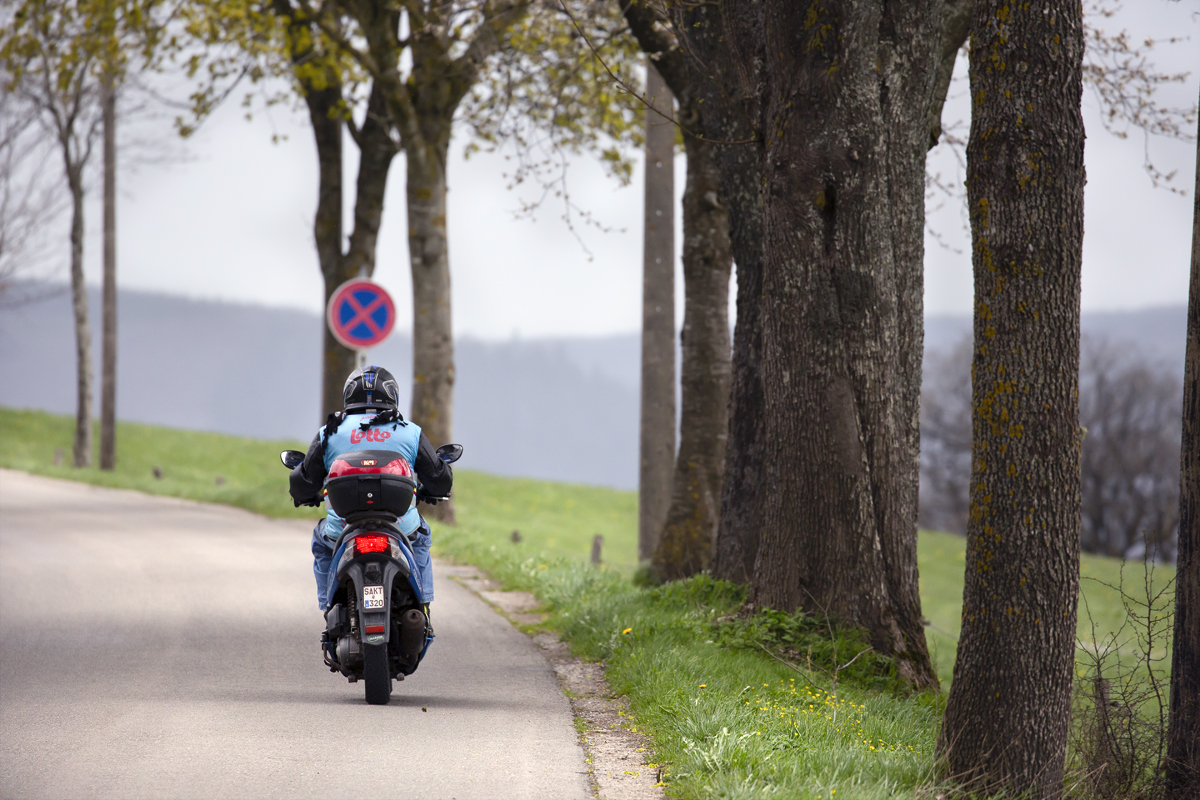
<box><xmin>712</xmin><ymin>193</ymin><xmax>764</xmax><ymax>585</ymax></box>
<box><xmin>305</xmin><ymin>78</ymin><xmax>398</xmax><ymax>418</ymax></box>
<box><xmin>638</xmin><ymin>62</ymin><xmax>676</xmax><ymax>563</ymax></box>
<box><xmin>730</xmin><ymin>0</ymin><xmax>939</xmax><ymax>689</ymax></box>
<box><xmin>303</xmin><ymin>85</ymin><xmax>353</xmax><ymax>418</ymax></box>
<box><xmin>937</xmin><ymin>0</ymin><xmax>1086</xmax><ymax>794</ymax></box>
<box><xmin>652</xmin><ymin>133</ymin><xmax>732</xmax><ymax>579</ymax></box>
<box><xmin>1165</xmin><ymin>96</ymin><xmax>1200</xmax><ymax>798</ymax></box>
<box><xmin>339</xmin><ymin>2</ymin><xmax>531</xmax><ymax>528</ymax></box>
<box><xmin>674</xmin><ymin>0</ymin><xmax>766</xmax><ymax>587</ymax></box>
<box><xmin>929</xmin><ymin>0</ymin><xmax>973</xmax><ymax>148</ymax></box>
<box><xmin>344</xmin><ymin>85</ymin><xmax>398</xmax><ymax>278</ymax></box>
<box><xmin>99</xmin><ymin>76</ymin><xmax>117</xmax><ymax>471</ymax></box>
<box><xmin>699</xmin><ymin>0</ymin><xmax>968</xmax><ymax>586</ymax></box>
<box><xmin>407</xmin><ymin>134</ymin><xmax>456</xmax><ymax>524</ymax></box>
<box><xmin>66</xmin><ymin>168</ymin><xmax>92</xmax><ymax>468</ymax></box>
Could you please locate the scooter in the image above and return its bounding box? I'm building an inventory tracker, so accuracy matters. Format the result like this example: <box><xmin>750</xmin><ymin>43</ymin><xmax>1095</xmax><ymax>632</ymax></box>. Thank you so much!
<box><xmin>279</xmin><ymin>443</ymin><xmax>463</xmax><ymax>705</ymax></box>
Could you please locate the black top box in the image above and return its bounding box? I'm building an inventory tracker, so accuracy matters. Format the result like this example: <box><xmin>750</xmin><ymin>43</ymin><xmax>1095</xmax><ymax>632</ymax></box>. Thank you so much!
<box><xmin>325</xmin><ymin>449</ymin><xmax>417</xmax><ymax>520</ymax></box>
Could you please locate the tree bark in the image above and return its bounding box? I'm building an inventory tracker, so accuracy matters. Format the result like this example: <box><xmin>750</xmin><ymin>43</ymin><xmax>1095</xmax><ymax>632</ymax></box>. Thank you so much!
<box><xmin>344</xmin><ymin>85</ymin><xmax>398</xmax><ymax>278</ymax></box>
<box><xmin>1165</xmin><ymin>93</ymin><xmax>1200</xmax><ymax>798</ymax></box>
<box><xmin>937</xmin><ymin>0</ymin><xmax>1086</xmax><ymax>794</ymax></box>
<box><xmin>929</xmin><ymin>0</ymin><xmax>972</xmax><ymax>148</ymax></box>
<box><xmin>66</xmin><ymin>166</ymin><xmax>91</xmax><ymax>468</ymax></box>
<box><xmin>726</xmin><ymin>0</ymin><xmax>939</xmax><ymax>689</ymax></box>
<box><xmin>681</xmin><ymin>1</ymin><xmax>767</xmax><ymax>586</ymax></box>
<box><xmin>713</xmin><ymin>220</ymin><xmax>764</xmax><ymax>583</ymax></box>
<box><xmin>99</xmin><ymin>76</ymin><xmax>117</xmax><ymax>471</ymax></box>
<box><xmin>699</xmin><ymin>0</ymin><xmax>967</xmax><ymax>586</ymax></box>
<box><xmin>407</xmin><ymin>132</ymin><xmax>457</xmax><ymax>524</ymax></box>
<box><xmin>652</xmin><ymin>133</ymin><xmax>732</xmax><ymax>579</ymax></box>
<box><xmin>712</xmin><ymin>197</ymin><xmax>764</xmax><ymax>585</ymax></box>
<box><xmin>638</xmin><ymin>62</ymin><xmax>676</xmax><ymax>563</ymax></box>
<box><xmin>292</xmin><ymin>50</ymin><xmax>397</xmax><ymax>419</ymax></box>
<box><xmin>302</xmin><ymin>82</ymin><xmax>353</xmax><ymax>418</ymax></box>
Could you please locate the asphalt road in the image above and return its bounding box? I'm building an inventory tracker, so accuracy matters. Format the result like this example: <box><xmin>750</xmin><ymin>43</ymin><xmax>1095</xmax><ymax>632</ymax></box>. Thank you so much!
<box><xmin>0</xmin><ymin>470</ymin><xmax>589</xmax><ymax>800</ymax></box>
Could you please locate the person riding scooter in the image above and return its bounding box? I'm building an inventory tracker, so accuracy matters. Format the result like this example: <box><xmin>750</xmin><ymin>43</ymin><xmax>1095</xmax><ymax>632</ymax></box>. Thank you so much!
<box><xmin>288</xmin><ymin>365</ymin><xmax>453</xmax><ymax>626</ymax></box>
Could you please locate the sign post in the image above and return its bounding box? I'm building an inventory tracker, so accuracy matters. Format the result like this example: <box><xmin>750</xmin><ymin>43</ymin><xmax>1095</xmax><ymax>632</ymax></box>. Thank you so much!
<box><xmin>326</xmin><ymin>279</ymin><xmax>397</xmax><ymax>363</ymax></box>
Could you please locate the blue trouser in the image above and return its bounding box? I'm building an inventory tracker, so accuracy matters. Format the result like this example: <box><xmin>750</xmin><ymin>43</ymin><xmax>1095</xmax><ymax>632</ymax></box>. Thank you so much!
<box><xmin>311</xmin><ymin>518</ymin><xmax>434</xmax><ymax>610</ymax></box>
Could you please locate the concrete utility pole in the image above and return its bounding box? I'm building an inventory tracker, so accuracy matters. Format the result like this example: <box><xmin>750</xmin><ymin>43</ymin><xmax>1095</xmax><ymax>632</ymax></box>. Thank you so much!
<box><xmin>638</xmin><ymin>61</ymin><xmax>676</xmax><ymax>563</ymax></box>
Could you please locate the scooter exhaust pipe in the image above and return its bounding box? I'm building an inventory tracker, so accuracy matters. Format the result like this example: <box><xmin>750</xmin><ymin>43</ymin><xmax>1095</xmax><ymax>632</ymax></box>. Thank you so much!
<box><xmin>398</xmin><ymin>609</ymin><xmax>426</xmax><ymax>663</ymax></box>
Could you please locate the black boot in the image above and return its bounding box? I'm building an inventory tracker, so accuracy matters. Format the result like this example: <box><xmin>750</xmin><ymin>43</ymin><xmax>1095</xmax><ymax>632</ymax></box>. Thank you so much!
<box><xmin>424</xmin><ymin>603</ymin><xmax>435</xmax><ymax>638</ymax></box>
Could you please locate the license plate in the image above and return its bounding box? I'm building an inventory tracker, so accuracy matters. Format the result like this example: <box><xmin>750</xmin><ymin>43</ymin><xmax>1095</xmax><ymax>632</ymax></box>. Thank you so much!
<box><xmin>362</xmin><ymin>585</ymin><xmax>385</xmax><ymax>610</ymax></box>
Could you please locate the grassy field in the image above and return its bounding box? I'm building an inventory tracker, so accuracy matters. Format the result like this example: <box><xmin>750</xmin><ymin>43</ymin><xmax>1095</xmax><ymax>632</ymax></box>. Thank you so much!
<box><xmin>0</xmin><ymin>407</ymin><xmax>639</xmax><ymax>565</ymax></box>
<box><xmin>0</xmin><ymin>408</ymin><xmax>1175</xmax><ymax>798</ymax></box>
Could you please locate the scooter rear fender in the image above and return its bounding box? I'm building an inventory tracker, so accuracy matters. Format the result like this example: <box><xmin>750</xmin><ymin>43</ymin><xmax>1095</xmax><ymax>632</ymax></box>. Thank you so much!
<box><xmin>342</xmin><ymin>558</ymin><xmax>416</xmax><ymax>646</ymax></box>
<box><xmin>329</xmin><ymin>531</ymin><xmax>426</xmax><ymax>647</ymax></box>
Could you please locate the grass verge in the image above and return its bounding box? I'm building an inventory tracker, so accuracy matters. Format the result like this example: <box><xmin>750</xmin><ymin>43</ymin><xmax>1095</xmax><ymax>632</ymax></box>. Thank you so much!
<box><xmin>434</xmin><ymin>531</ymin><xmax>950</xmax><ymax>799</ymax></box>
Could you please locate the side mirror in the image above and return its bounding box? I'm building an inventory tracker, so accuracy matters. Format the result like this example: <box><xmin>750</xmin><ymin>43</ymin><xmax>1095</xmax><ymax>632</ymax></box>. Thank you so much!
<box><xmin>280</xmin><ymin>450</ymin><xmax>305</xmax><ymax>469</ymax></box>
<box><xmin>436</xmin><ymin>443</ymin><xmax>463</xmax><ymax>464</ymax></box>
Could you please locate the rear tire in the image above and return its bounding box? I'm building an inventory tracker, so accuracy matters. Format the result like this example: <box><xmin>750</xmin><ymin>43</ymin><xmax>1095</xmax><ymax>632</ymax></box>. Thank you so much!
<box><xmin>363</xmin><ymin>643</ymin><xmax>391</xmax><ymax>705</ymax></box>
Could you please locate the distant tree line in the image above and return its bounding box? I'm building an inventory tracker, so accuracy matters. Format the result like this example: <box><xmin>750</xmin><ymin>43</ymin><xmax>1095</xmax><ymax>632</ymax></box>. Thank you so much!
<box><xmin>921</xmin><ymin>335</ymin><xmax>1183</xmax><ymax>560</ymax></box>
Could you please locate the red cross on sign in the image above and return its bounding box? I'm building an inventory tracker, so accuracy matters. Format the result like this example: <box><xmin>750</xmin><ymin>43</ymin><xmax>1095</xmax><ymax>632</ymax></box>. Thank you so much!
<box><xmin>326</xmin><ymin>279</ymin><xmax>397</xmax><ymax>350</ymax></box>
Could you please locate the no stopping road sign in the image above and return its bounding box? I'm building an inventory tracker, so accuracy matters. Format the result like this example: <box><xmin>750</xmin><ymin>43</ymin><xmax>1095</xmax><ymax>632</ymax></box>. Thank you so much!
<box><xmin>326</xmin><ymin>279</ymin><xmax>396</xmax><ymax>350</ymax></box>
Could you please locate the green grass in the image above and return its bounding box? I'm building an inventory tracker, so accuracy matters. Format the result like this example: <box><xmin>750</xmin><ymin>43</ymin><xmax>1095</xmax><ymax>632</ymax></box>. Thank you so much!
<box><xmin>0</xmin><ymin>408</ymin><xmax>638</xmax><ymax>568</ymax></box>
<box><xmin>0</xmin><ymin>407</ymin><xmax>320</xmax><ymax>518</ymax></box>
<box><xmin>916</xmin><ymin>528</ymin><xmax>1175</xmax><ymax>688</ymax></box>
<box><xmin>0</xmin><ymin>407</ymin><xmax>1176</xmax><ymax>798</ymax></box>
<box><xmin>429</xmin><ymin>533</ymin><xmax>949</xmax><ymax>798</ymax></box>
<box><xmin>448</xmin><ymin>470</ymin><xmax>639</xmax><ymax>573</ymax></box>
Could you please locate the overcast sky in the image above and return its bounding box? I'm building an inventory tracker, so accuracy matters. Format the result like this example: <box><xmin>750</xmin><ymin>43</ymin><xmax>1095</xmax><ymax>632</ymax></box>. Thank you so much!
<box><xmin>47</xmin><ymin>1</ymin><xmax>1200</xmax><ymax>341</ymax></box>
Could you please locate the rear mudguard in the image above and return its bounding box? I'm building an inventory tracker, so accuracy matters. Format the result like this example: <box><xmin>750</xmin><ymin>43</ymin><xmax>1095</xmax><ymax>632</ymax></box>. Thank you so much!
<box><xmin>338</xmin><ymin>559</ymin><xmax>408</xmax><ymax>647</ymax></box>
<box><xmin>330</xmin><ymin>530</ymin><xmax>431</xmax><ymax>660</ymax></box>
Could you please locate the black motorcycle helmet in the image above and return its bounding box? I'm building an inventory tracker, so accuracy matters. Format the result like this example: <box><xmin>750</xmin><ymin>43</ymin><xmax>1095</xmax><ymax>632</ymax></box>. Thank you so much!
<box><xmin>342</xmin><ymin>365</ymin><xmax>401</xmax><ymax>414</ymax></box>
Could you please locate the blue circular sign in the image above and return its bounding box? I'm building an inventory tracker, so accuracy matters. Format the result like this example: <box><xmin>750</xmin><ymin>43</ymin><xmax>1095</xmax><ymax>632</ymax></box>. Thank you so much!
<box><xmin>326</xmin><ymin>279</ymin><xmax>396</xmax><ymax>349</ymax></box>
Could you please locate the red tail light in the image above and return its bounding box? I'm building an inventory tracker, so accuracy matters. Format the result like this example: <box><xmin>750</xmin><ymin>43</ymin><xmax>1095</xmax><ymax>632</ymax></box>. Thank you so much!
<box><xmin>355</xmin><ymin>535</ymin><xmax>389</xmax><ymax>554</ymax></box>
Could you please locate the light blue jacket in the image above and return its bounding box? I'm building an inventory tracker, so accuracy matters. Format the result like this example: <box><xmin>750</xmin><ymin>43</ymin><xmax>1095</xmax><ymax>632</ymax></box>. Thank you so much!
<box><xmin>320</xmin><ymin>413</ymin><xmax>423</xmax><ymax>540</ymax></box>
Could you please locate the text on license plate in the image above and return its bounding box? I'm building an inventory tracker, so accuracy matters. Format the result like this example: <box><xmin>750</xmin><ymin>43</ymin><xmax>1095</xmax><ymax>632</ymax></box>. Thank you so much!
<box><xmin>362</xmin><ymin>585</ymin><xmax>385</xmax><ymax>610</ymax></box>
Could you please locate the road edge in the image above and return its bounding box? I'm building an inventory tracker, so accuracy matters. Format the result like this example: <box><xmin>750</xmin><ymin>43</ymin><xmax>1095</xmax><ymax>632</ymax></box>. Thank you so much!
<box><xmin>439</xmin><ymin>562</ymin><xmax>665</xmax><ymax>800</ymax></box>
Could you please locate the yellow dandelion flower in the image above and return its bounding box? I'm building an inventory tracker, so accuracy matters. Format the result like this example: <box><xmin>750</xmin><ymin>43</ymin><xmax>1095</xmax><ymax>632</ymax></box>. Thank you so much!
<box><xmin>621</xmin><ymin>627</ymin><xmax>632</xmax><ymax>635</ymax></box>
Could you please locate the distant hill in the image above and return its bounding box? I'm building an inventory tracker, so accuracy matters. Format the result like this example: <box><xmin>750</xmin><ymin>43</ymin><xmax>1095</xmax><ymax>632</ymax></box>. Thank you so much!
<box><xmin>926</xmin><ymin>308</ymin><xmax>1188</xmax><ymax>377</ymax></box>
<box><xmin>0</xmin><ymin>286</ymin><xmax>1187</xmax><ymax>489</ymax></box>
<box><xmin>0</xmin><ymin>287</ymin><xmax>637</xmax><ymax>489</ymax></box>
